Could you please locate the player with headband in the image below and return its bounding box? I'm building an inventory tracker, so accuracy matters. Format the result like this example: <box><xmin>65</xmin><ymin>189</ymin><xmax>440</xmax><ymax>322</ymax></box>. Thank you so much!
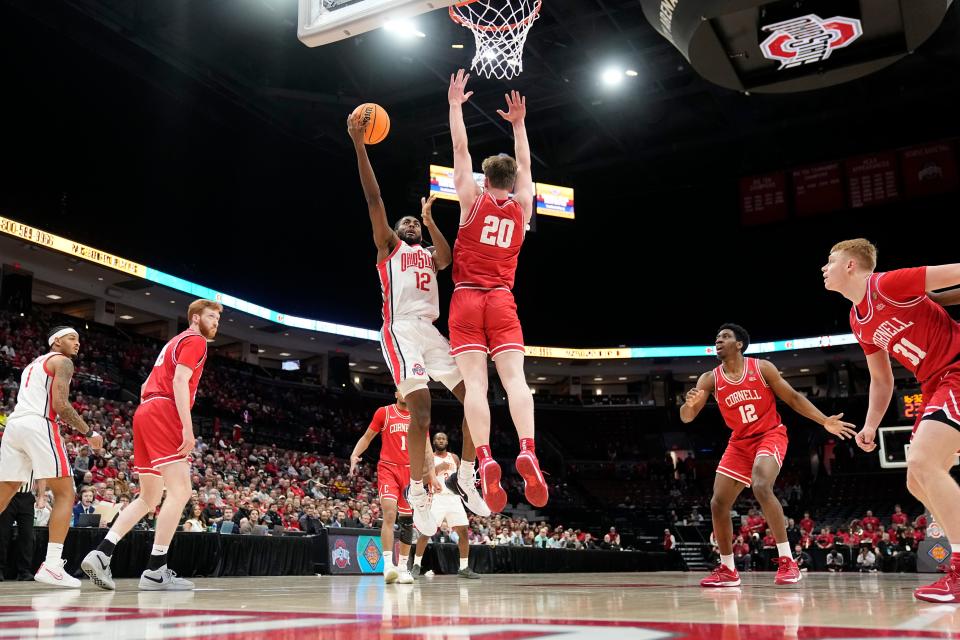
<box><xmin>0</xmin><ymin>326</ymin><xmax>102</xmax><ymax>588</ymax></box>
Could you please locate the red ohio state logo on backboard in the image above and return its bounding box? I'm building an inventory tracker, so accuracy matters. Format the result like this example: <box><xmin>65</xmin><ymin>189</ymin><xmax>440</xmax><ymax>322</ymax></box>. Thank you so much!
<box><xmin>760</xmin><ymin>14</ymin><xmax>863</xmax><ymax>70</ymax></box>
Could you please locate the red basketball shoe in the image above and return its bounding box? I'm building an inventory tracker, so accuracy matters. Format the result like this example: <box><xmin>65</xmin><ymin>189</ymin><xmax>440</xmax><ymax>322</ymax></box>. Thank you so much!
<box><xmin>774</xmin><ymin>557</ymin><xmax>803</xmax><ymax>585</ymax></box>
<box><xmin>915</xmin><ymin>555</ymin><xmax>960</xmax><ymax>603</ymax></box>
<box><xmin>479</xmin><ymin>458</ymin><xmax>507</xmax><ymax>513</ymax></box>
<box><xmin>701</xmin><ymin>565</ymin><xmax>741</xmax><ymax>588</ymax></box>
<box><xmin>515</xmin><ymin>450</ymin><xmax>549</xmax><ymax>507</ymax></box>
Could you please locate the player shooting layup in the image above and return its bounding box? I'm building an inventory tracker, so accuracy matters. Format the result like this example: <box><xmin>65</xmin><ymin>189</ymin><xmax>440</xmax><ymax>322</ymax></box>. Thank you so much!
<box><xmin>347</xmin><ymin>111</ymin><xmax>489</xmax><ymax>539</ymax></box>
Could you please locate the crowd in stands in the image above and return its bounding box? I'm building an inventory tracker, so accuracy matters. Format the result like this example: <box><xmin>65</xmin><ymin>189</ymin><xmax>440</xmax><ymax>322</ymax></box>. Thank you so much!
<box><xmin>0</xmin><ymin>307</ymin><xmax>939</xmax><ymax>568</ymax></box>
<box><xmin>706</xmin><ymin>506</ymin><xmax>927</xmax><ymax>573</ymax></box>
<box><xmin>0</xmin><ymin>309</ymin><xmax>599</xmax><ymax>548</ymax></box>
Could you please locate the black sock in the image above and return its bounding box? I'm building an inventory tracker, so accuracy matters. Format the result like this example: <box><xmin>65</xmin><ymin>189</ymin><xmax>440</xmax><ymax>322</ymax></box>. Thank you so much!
<box><xmin>96</xmin><ymin>539</ymin><xmax>116</xmax><ymax>557</ymax></box>
<box><xmin>147</xmin><ymin>554</ymin><xmax>167</xmax><ymax>571</ymax></box>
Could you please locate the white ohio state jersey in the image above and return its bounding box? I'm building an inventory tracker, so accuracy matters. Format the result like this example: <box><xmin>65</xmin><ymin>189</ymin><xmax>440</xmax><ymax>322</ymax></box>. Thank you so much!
<box><xmin>9</xmin><ymin>353</ymin><xmax>66</xmax><ymax>421</ymax></box>
<box><xmin>434</xmin><ymin>451</ymin><xmax>457</xmax><ymax>496</ymax></box>
<box><xmin>377</xmin><ymin>242</ymin><xmax>439</xmax><ymax>322</ymax></box>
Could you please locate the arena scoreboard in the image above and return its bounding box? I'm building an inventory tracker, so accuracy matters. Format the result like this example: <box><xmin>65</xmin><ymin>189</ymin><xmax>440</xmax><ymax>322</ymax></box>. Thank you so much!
<box><xmin>429</xmin><ymin>165</ymin><xmax>575</xmax><ymax>220</ymax></box>
<box><xmin>897</xmin><ymin>390</ymin><xmax>923</xmax><ymax>421</ymax></box>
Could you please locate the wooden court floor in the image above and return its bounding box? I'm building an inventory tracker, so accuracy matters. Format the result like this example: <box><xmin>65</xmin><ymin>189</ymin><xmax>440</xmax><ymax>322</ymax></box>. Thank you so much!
<box><xmin>0</xmin><ymin>571</ymin><xmax>957</xmax><ymax>638</ymax></box>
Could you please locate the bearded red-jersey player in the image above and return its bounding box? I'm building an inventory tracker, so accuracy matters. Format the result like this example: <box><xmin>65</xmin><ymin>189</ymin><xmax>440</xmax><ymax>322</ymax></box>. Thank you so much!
<box><xmin>447</xmin><ymin>69</ymin><xmax>547</xmax><ymax>513</ymax></box>
<box><xmin>823</xmin><ymin>238</ymin><xmax>960</xmax><ymax>603</ymax></box>
<box><xmin>681</xmin><ymin>323</ymin><xmax>857</xmax><ymax>588</ymax></box>
<box><xmin>82</xmin><ymin>299</ymin><xmax>221</xmax><ymax>591</ymax></box>
<box><xmin>350</xmin><ymin>394</ymin><xmax>416</xmax><ymax>585</ymax></box>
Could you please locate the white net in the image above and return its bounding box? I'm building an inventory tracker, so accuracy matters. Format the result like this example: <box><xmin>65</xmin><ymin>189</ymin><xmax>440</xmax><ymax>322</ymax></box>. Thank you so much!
<box><xmin>449</xmin><ymin>0</ymin><xmax>542</xmax><ymax>80</ymax></box>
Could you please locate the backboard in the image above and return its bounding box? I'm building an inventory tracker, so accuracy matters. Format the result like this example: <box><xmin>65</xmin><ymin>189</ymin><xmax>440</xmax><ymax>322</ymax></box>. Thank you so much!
<box><xmin>878</xmin><ymin>425</ymin><xmax>960</xmax><ymax>469</ymax></box>
<box><xmin>298</xmin><ymin>0</ymin><xmax>457</xmax><ymax>47</ymax></box>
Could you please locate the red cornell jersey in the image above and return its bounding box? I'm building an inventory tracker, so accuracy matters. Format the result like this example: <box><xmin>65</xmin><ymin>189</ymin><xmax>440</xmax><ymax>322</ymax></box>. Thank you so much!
<box><xmin>714</xmin><ymin>358</ymin><xmax>783</xmax><ymax>440</ymax></box>
<box><xmin>141</xmin><ymin>330</ymin><xmax>208</xmax><ymax>408</ymax></box>
<box><xmin>367</xmin><ymin>404</ymin><xmax>410</xmax><ymax>466</ymax></box>
<box><xmin>453</xmin><ymin>191</ymin><xmax>526</xmax><ymax>290</ymax></box>
<box><xmin>850</xmin><ymin>268</ymin><xmax>960</xmax><ymax>383</ymax></box>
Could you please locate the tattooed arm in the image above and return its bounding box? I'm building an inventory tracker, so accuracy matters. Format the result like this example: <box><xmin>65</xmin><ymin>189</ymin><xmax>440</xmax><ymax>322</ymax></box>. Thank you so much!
<box><xmin>50</xmin><ymin>357</ymin><xmax>102</xmax><ymax>448</ymax></box>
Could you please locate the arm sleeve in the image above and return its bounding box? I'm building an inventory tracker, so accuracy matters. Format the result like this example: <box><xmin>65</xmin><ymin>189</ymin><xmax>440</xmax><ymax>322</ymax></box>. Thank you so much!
<box><xmin>174</xmin><ymin>336</ymin><xmax>207</xmax><ymax>369</ymax></box>
<box><xmin>877</xmin><ymin>267</ymin><xmax>927</xmax><ymax>301</ymax></box>
<box><xmin>367</xmin><ymin>407</ymin><xmax>386</xmax><ymax>434</ymax></box>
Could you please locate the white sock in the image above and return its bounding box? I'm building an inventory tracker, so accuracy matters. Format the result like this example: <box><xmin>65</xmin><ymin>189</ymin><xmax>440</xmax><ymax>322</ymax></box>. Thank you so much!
<box><xmin>459</xmin><ymin>557</ymin><xmax>469</xmax><ymax>570</ymax></box>
<box><xmin>397</xmin><ymin>555</ymin><xmax>408</xmax><ymax>570</ymax></box>
<box><xmin>414</xmin><ymin>554</ymin><xmax>423</xmax><ymax>566</ymax></box>
<box><xmin>952</xmin><ymin>543</ymin><xmax>960</xmax><ymax>555</ymax></box>
<box><xmin>459</xmin><ymin>460</ymin><xmax>475</xmax><ymax>478</ymax></box>
<box><xmin>151</xmin><ymin>544</ymin><xmax>169</xmax><ymax>556</ymax></box>
<box><xmin>720</xmin><ymin>554</ymin><xmax>735</xmax><ymax>571</ymax></box>
<box><xmin>105</xmin><ymin>530</ymin><xmax>121</xmax><ymax>545</ymax></box>
<box><xmin>409</xmin><ymin>480</ymin><xmax>424</xmax><ymax>494</ymax></box>
<box><xmin>777</xmin><ymin>542</ymin><xmax>792</xmax><ymax>558</ymax></box>
<box><xmin>45</xmin><ymin>543</ymin><xmax>64</xmax><ymax>565</ymax></box>
<box><xmin>383</xmin><ymin>551</ymin><xmax>393</xmax><ymax>568</ymax></box>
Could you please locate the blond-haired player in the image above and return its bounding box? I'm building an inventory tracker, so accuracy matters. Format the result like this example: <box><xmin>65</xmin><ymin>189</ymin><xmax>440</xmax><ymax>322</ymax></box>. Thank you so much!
<box><xmin>82</xmin><ymin>299</ymin><xmax>221</xmax><ymax>591</ymax></box>
<box><xmin>447</xmin><ymin>69</ymin><xmax>546</xmax><ymax>513</ymax></box>
<box><xmin>823</xmin><ymin>239</ymin><xmax>960</xmax><ymax>602</ymax></box>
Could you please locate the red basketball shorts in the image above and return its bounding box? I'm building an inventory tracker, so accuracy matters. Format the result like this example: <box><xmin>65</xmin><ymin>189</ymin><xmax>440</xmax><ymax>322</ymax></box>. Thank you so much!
<box><xmin>133</xmin><ymin>397</ymin><xmax>188</xmax><ymax>477</ymax></box>
<box><xmin>448</xmin><ymin>288</ymin><xmax>525</xmax><ymax>360</ymax></box>
<box><xmin>377</xmin><ymin>461</ymin><xmax>412</xmax><ymax>516</ymax></box>
<box><xmin>918</xmin><ymin>362</ymin><xmax>960</xmax><ymax>433</ymax></box>
<box><xmin>716</xmin><ymin>425</ymin><xmax>789</xmax><ymax>488</ymax></box>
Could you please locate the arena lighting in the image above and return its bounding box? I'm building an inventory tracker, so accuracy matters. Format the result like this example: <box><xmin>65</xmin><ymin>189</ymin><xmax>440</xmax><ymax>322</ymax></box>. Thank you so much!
<box><xmin>0</xmin><ymin>214</ymin><xmax>860</xmax><ymax>360</ymax></box>
<box><xmin>45</xmin><ymin>294</ymin><xmax>62</xmax><ymax>300</ymax></box>
<box><xmin>625</xmin><ymin>69</ymin><xmax>638</xmax><ymax>77</ymax></box>
<box><xmin>279</xmin><ymin>352</ymin><xmax>291</xmax><ymax>357</ymax></box>
<box><xmin>383</xmin><ymin>19</ymin><xmax>425</xmax><ymax>38</ymax></box>
<box><xmin>601</xmin><ymin>67</ymin><xmax>624</xmax><ymax>86</ymax></box>
<box><xmin>119</xmin><ymin>315</ymin><xmax>134</xmax><ymax>320</ymax></box>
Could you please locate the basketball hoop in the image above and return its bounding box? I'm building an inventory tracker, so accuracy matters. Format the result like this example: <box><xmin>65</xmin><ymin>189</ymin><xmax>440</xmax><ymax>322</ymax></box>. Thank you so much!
<box><xmin>449</xmin><ymin>0</ymin><xmax>542</xmax><ymax>80</ymax></box>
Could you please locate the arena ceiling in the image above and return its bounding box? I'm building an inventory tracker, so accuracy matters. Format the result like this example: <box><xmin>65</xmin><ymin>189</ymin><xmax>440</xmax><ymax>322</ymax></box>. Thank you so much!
<box><xmin>2</xmin><ymin>0</ymin><xmax>959</xmax><ymax>346</ymax></box>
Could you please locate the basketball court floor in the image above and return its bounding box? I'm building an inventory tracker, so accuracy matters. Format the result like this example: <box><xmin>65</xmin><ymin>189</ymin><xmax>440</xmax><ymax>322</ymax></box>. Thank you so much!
<box><xmin>0</xmin><ymin>572</ymin><xmax>957</xmax><ymax>638</ymax></box>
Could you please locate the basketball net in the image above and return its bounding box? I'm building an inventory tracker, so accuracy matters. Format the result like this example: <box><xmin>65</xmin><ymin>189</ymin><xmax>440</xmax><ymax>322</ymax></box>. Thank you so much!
<box><xmin>449</xmin><ymin>0</ymin><xmax>542</xmax><ymax>80</ymax></box>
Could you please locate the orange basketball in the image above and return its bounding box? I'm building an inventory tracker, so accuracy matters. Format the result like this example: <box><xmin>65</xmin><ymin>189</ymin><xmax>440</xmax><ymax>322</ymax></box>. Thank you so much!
<box><xmin>351</xmin><ymin>103</ymin><xmax>390</xmax><ymax>145</ymax></box>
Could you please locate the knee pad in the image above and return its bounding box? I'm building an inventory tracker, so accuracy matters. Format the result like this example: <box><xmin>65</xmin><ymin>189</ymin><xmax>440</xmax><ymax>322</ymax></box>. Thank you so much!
<box><xmin>397</xmin><ymin>516</ymin><xmax>414</xmax><ymax>545</ymax></box>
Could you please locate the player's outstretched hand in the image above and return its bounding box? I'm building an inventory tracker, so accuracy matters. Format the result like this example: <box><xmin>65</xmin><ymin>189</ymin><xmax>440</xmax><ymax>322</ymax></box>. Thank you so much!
<box><xmin>823</xmin><ymin>413</ymin><xmax>858</xmax><ymax>440</ymax></box>
<box><xmin>855</xmin><ymin>425</ymin><xmax>878</xmax><ymax>452</ymax></box>
<box><xmin>448</xmin><ymin>69</ymin><xmax>474</xmax><ymax>106</ymax></box>
<box><xmin>496</xmin><ymin>90</ymin><xmax>527</xmax><ymax>125</ymax></box>
<box><xmin>349</xmin><ymin>455</ymin><xmax>361</xmax><ymax>476</ymax></box>
<box><xmin>684</xmin><ymin>388</ymin><xmax>705</xmax><ymax>409</ymax></box>
<box><xmin>346</xmin><ymin>111</ymin><xmax>366</xmax><ymax>145</ymax></box>
<box><xmin>421</xmin><ymin>195</ymin><xmax>437</xmax><ymax>227</ymax></box>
